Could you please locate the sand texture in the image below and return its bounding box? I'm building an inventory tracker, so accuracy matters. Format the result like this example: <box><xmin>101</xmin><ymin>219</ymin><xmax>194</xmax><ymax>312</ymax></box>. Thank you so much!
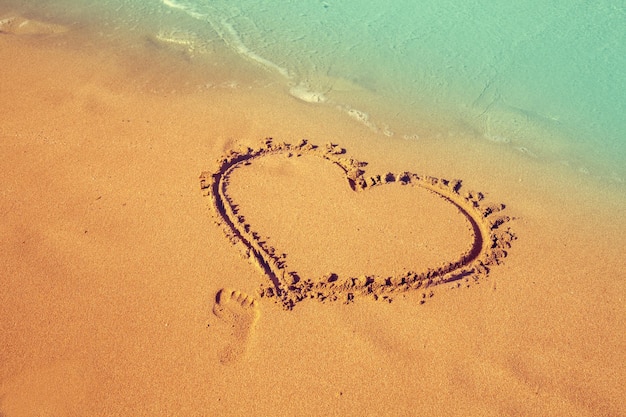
<box><xmin>1</xmin><ymin>18</ymin><xmax>626</xmax><ymax>417</ymax></box>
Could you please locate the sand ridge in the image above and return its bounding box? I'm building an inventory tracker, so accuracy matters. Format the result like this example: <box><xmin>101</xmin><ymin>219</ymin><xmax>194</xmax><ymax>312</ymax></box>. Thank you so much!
<box><xmin>200</xmin><ymin>139</ymin><xmax>515</xmax><ymax>309</ymax></box>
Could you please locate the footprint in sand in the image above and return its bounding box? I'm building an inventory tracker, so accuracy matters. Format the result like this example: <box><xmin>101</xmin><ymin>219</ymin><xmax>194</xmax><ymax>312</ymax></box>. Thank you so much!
<box><xmin>212</xmin><ymin>288</ymin><xmax>259</xmax><ymax>364</ymax></box>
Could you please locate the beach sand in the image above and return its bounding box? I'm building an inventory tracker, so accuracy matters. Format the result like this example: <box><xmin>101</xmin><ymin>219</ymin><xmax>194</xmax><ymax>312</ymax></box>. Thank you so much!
<box><xmin>1</xmin><ymin>17</ymin><xmax>625</xmax><ymax>416</ymax></box>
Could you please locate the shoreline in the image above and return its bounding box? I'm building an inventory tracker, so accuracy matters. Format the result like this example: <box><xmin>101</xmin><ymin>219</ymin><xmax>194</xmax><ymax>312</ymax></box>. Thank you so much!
<box><xmin>1</xmin><ymin>20</ymin><xmax>625</xmax><ymax>416</ymax></box>
<box><xmin>3</xmin><ymin>4</ymin><xmax>624</xmax><ymax>184</ymax></box>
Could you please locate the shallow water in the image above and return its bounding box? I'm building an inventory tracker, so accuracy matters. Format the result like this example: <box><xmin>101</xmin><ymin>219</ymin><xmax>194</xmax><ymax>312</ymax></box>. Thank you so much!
<box><xmin>4</xmin><ymin>0</ymin><xmax>625</xmax><ymax>183</ymax></box>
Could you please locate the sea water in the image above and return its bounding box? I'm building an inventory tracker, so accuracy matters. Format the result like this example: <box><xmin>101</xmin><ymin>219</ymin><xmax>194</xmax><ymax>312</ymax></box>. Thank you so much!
<box><xmin>4</xmin><ymin>0</ymin><xmax>625</xmax><ymax>183</ymax></box>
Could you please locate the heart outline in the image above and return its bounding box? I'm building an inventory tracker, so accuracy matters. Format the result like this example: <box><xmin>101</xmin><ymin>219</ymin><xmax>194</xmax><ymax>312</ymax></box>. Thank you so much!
<box><xmin>201</xmin><ymin>139</ymin><xmax>514</xmax><ymax>309</ymax></box>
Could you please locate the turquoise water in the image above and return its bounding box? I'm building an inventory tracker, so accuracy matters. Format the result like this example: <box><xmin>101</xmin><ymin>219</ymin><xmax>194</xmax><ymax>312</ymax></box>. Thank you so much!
<box><xmin>5</xmin><ymin>0</ymin><xmax>626</xmax><ymax>182</ymax></box>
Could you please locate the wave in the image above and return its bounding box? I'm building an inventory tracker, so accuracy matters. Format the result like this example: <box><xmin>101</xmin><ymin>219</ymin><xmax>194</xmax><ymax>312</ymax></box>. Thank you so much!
<box><xmin>161</xmin><ymin>0</ymin><xmax>290</xmax><ymax>79</ymax></box>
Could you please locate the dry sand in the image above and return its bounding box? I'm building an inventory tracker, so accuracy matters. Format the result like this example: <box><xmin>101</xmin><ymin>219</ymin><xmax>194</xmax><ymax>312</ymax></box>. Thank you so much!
<box><xmin>1</xmin><ymin>15</ymin><xmax>625</xmax><ymax>416</ymax></box>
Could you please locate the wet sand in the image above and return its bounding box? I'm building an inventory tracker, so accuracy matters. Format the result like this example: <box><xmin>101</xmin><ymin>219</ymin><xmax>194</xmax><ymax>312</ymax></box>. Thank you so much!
<box><xmin>1</xmin><ymin>16</ymin><xmax>625</xmax><ymax>416</ymax></box>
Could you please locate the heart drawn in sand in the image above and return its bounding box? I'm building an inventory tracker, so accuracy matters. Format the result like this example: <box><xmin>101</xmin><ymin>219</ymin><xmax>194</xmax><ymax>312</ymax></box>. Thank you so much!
<box><xmin>200</xmin><ymin>139</ymin><xmax>514</xmax><ymax>309</ymax></box>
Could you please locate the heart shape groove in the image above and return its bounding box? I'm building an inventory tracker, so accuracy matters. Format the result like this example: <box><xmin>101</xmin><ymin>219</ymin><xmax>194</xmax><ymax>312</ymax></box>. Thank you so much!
<box><xmin>200</xmin><ymin>139</ymin><xmax>514</xmax><ymax>309</ymax></box>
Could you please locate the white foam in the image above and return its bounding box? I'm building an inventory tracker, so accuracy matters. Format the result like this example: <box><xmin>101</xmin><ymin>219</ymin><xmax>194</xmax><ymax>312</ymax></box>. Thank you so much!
<box><xmin>381</xmin><ymin>124</ymin><xmax>394</xmax><ymax>137</ymax></box>
<box><xmin>336</xmin><ymin>105</ymin><xmax>379</xmax><ymax>131</ymax></box>
<box><xmin>162</xmin><ymin>0</ymin><xmax>291</xmax><ymax>80</ymax></box>
<box><xmin>347</xmin><ymin>108</ymin><xmax>369</xmax><ymax>123</ymax></box>
<box><xmin>160</xmin><ymin>0</ymin><xmax>401</xmax><ymax>140</ymax></box>
<box><xmin>161</xmin><ymin>0</ymin><xmax>207</xmax><ymax>20</ymax></box>
<box><xmin>402</xmin><ymin>134</ymin><xmax>420</xmax><ymax>140</ymax></box>
<box><xmin>289</xmin><ymin>83</ymin><xmax>327</xmax><ymax>103</ymax></box>
<box><xmin>155</xmin><ymin>29</ymin><xmax>197</xmax><ymax>47</ymax></box>
<box><xmin>219</xmin><ymin>20</ymin><xmax>291</xmax><ymax>79</ymax></box>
